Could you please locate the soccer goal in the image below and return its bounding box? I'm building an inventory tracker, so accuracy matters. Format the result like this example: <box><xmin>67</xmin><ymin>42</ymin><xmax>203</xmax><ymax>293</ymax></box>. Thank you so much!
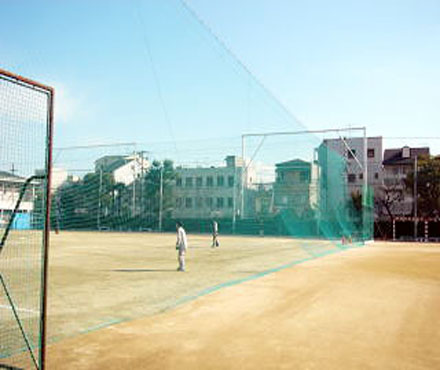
<box><xmin>240</xmin><ymin>127</ymin><xmax>374</xmax><ymax>242</ymax></box>
<box><xmin>0</xmin><ymin>69</ymin><xmax>54</xmax><ymax>370</ymax></box>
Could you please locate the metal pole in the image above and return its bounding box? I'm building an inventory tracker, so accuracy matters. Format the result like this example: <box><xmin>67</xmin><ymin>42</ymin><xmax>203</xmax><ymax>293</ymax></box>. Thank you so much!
<box><xmin>241</xmin><ymin>135</ymin><xmax>246</xmax><ymax>218</ymax></box>
<box><xmin>363</xmin><ymin>128</ymin><xmax>368</xmax><ymax>240</ymax></box>
<box><xmin>97</xmin><ymin>168</ymin><xmax>102</xmax><ymax>230</ymax></box>
<box><xmin>132</xmin><ymin>154</ymin><xmax>136</xmax><ymax>218</ymax></box>
<box><xmin>242</xmin><ymin>127</ymin><xmax>367</xmax><ymax>139</ymax></box>
<box><xmin>139</xmin><ymin>151</ymin><xmax>145</xmax><ymax>226</ymax></box>
<box><xmin>40</xmin><ymin>84</ymin><xmax>54</xmax><ymax>370</ymax></box>
<box><xmin>159</xmin><ymin>165</ymin><xmax>164</xmax><ymax>232</ymax></box>
<box><xmin>414</xmin><ymin>155</ymin><xmax>418</xmax><ymax>240</ymax></box>
<box><xmin>392</xmin><ymin>218</ymin><xmax>396</xmax><ymax>241</ymax></box>
<box><xmin>232</xmin><ymin>166</ymin><xmax>237</xmax><ymax>233</ymax></box>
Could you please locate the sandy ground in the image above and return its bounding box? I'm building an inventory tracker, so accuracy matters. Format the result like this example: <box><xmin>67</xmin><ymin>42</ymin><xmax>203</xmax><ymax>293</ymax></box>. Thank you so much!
<box><xmin>44</xmin><ymin>231</ymin><xmax>337</xmax><ymax>342</ymax></box>
<box><xmin>44</xmin><ymin>240</ymin><xmax>440</xmax><ymax>369</ymax></box>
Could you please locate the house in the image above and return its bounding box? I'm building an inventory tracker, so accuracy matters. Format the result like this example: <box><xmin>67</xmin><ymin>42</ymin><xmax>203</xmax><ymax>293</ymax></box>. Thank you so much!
<box><xmin>95</xmin><ymin>154</ymin><xmax>149</xmax><ymax>186</ymax></box>
<box><xmin>0</xmin><ymin>171</ymin><xmax>37</xmax><ymax>229</ymax></box>
<box><xmin>273</xmin><ymin>159</ymin><xmax>319</xmax><ymax>216</ymax></box>
<box><xmin>35</xmin><ymin>167</ymin><xmax>69</xmax><ymax>193</ymax></box>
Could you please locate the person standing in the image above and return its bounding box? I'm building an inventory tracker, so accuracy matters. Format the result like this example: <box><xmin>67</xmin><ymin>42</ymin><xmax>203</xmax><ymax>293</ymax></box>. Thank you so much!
<box><xmin>176</xmin><ymin>221</ymin><xmax>188</xmax><ymax>271</ymax></box>
<box><xmin>211</xmin><ymin>219</ymin><xmax>219</xmax><ymax>248</ymax></box>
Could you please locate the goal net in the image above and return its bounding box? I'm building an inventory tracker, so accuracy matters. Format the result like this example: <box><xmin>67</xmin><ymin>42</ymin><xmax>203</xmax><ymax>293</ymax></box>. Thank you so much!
<box><xmin>0</xmin><ymin>69</ymin><xmax>53</xmax><ymax>370</ymax></box>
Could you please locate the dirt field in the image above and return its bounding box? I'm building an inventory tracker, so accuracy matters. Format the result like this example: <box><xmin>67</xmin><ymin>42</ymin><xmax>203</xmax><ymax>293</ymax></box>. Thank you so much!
<box><xmin>43</xmin><ymin>231</ymin><xmax>340</xmax><ymax>343</ymax></box>
<box><xmin>5</xmin><ymin>232</ymin><xmax>440</xmax><ymax>369</ymax></box>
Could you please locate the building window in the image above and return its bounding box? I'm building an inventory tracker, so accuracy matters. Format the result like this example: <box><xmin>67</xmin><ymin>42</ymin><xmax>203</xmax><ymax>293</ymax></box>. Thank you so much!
<box><xmin>216</xmin><ymin>197</ymin><xmax>224</xmax><ymax>209</ymax></box>
<box><xmin>277</xmin><ymin>172</ymin><xmax>285</xmax><ymax>183</ymax></box>
<box><xmin>227</xmin><ymin>197</ymin><xmax>233</xmax><ymax>208</ymax></box>
<box><xmin>206</xmin><ymin>197</ymin><xmax>213</xmax><ymax>209</ymax></box>
<box><xmin>359</xmin><ymin>173</ymin><xmax>363</xmax><ymax>180</ymax></box>
<box><xmin>348</xmin><ymin>149</ymin><xmax>356</xmax><ymax>159</ymax></box>
<box><xmin>217</xmin><ymin>176</ymin><xmax>224</xmax><ymax>187</ymax></box>
<box><xmin>185</xmin><ymin>177</ymin><xmax>193</xmax><ymax>187</ymax></box>
<box><xmin>196</xmin><ymin>197</ymin><xmax>203</xmax><ymax>208</ymax></box>
<box><xmin>207</xmin><ymin>176</ymin><xmax>213</xmax><ymax>187</ymax></box>
<box><xmin>348</xmin><ymin>174</ymin><xmax>356</xmax><ymax>183</ymax></box>
<box><xmin>176</xmin><ymin>198</ymin><xmax>182</xmax><ymax>208</ymax></box>
<box><xmin>367</xmin><ymin>148</ymin><xmax>375</xmax><ymax>158</ymax></box>
<box><xmin>176</xmin><ymin>178</ymin><xmax>182</xmax><ymax>187</ymax></box>
<box><xmin>196</xmin><ymin>177</ymin><xmax>203</xmax><ymax>187</ymax></box>
<box><xmin>185</xmin><ymin>197</ymin><xmax>192</xmax><ymax>208</ymax></box>
<box><xmin>375</xmin><ymin>172</ymin><xmax>379</xmax><ymax>179</ymax></box>
<box><xmin>228</xmin><ymin>176</ymin><xmax>234</xmax><ymax>187</ymax></box>
<box><xmin>300</xmin><ymin>171</ymin><xmax>308</xmax><ymax>183</ymax></box>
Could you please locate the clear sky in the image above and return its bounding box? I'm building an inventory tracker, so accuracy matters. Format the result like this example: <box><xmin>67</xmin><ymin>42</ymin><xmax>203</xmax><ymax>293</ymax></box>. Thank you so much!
<box><xmin>1</xmin><ymin>0</ymin><xmax>439</xmax><ymax>162</ymax></box>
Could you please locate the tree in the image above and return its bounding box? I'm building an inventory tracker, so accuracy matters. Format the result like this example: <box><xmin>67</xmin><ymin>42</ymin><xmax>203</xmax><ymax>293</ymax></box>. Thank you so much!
<box><xmin>141</xmin><ymin>159</ymin><xmax>177</xmax><ymax>228</ymax></box>
<box><xmin>375</xmin><ymin>184</ymin><xmax>403</xmax><ymax>221</ymax></box>
<box><xmin>405</xmin><ymin>156</ymin><xmax>440</xmax><ymax>218</ymax></box>
<box><xmin>55</xmin><ymin>171</ymin><xmax>116</xmax><ymax>230</ymax></box>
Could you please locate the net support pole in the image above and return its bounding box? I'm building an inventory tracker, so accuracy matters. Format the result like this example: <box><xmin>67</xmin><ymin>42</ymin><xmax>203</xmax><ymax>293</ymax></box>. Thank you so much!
<box><xmin>241</xmin><ymin>135</ymin><xmax>245</xmax><ymax>218</ymax></box>
<box><xmin>40</xmin><ymin>83</ymin><xmax>54</xmax><ymax>370</ymax></box>
<box><xmin>232</xmin><ymin>166</ymin><xmax>237</xmax><ymax>233</ymax></box>
<box><xmin>414</xmin><ymin>155</ymin><xmax>418</xmax><ymax>240</ymax></box>
<box><xmin>159</xmin><ymin>166</ymin><xmax>163</xmax><ymax>232</ymax></box>
<box><xmin>363</xmin><ymin>128</ymin><xmax>368</xmax><ymax>240</ymax></box>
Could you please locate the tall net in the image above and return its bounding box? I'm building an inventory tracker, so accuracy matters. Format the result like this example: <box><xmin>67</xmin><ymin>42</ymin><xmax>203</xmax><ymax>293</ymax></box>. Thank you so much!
<box><xmin>0</xmin><ymin>70</ymin><xmax>53</xmax><ymax>369</ymax></box>
<box><xmin>1</xmin><ymin>1</ymin><xmax>374</xmax><ymax>351</ymax></box>
<box><xmin>51</xmin><ymin>131</ymin><xmax>373</xmax><ymax>240</ymax></box>
<box><xmin>243</xmin><ymin>130</ymin><xmax>374</xmax><ymax>242</ymax></box>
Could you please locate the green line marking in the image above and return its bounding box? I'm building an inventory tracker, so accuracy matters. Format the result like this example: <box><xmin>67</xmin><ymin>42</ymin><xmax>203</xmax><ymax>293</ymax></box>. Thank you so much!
<box><xmin>80</xmin><ymin>318</ymin><xmax>125</xmax><ymax>334</ymax></box>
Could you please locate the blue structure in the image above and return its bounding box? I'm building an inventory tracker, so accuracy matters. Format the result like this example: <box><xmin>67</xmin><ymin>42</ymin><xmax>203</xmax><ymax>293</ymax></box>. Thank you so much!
<box><xmin>11</xmin><ymin>212</ymin><xmax>31</xmax><ymax>230</ymax></box>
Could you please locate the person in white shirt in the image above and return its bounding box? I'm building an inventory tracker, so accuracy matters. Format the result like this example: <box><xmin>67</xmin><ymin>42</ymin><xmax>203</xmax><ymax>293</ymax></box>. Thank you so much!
<box><xmin>176</xmin><ymin>221</ymin><xmax>188</xmax><ymax>272</ymax></box>
<box><xmin>211</xmin><ymin>219</ymin><xmax>219</xmax><ymax>248</ymax></box>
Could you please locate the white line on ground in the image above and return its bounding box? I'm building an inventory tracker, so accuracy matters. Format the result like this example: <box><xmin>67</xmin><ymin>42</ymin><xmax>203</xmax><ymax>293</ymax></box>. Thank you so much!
<box><xmin>0</xmin><ymin>304</ymin><xmax>38</xmax><ymax>314</ymax></box>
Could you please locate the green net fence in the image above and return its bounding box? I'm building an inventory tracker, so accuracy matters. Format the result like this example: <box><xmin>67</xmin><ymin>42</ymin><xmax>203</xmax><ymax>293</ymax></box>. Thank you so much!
<box><xmin>52</xmin><ymin>132</ymin><xmax>373</xmax><ymax>241</ymax></box>
<box><xmin>0</xmin><ymin>71</ymin><xmax>52</xmax><ymax>369</ymax></box>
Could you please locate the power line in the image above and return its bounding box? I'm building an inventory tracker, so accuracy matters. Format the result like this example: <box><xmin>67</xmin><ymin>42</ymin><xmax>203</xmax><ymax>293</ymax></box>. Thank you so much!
<box><xmin>133</xmin><ymin>0</ymin><xmax>179</xmax><ymax>154</ymax></box>
<box><xmin>383</xmin><ymin>137</ymin><xmax>440</xmax><ymax>140</ymax></box>
<box><xmin>54</xmin><ymin>142</ymin><xmax>137</xmax><ymax>150</ymax></box>
<box><xmin>179</xmin><ymin>0</ymin><xmax>306</xmax><ymax>131</ymax></box>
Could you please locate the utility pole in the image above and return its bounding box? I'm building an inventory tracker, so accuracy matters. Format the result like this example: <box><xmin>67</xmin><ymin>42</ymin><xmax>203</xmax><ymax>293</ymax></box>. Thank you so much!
<box><xmin>132</xmin><ymin>151</ymin><xmax>137</xmax><ymax>218</ymax></box>
<box><xmin>158</xmin><ymin>165</ymin><xmax>164</xmax><ymax>232</ymax></box>
<box><xmin>414</xmin><ymin>155</ymin><xmax>418</xmax><ymax>240</ymax></box>
<box><xmin>139</xmin><ymin>151</ymin><xmax>146</xmax><ymax>225</ymax></box>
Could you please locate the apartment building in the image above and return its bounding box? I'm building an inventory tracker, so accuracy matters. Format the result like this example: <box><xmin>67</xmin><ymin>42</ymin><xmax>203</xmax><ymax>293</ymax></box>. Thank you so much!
<box><xmin>172</xmin><ymin>156</ymin><xmax>255</xmax><ymax>220</ymax></box>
